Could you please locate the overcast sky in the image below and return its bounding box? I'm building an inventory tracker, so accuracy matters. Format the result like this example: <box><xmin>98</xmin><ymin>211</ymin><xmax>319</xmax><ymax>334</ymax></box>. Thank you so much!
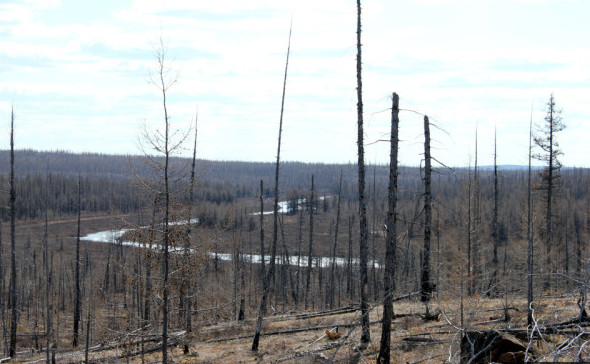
<box><xmin>1</xmin><ymin>0</ymin><xmax>589</xmax><ymax>167</ymax></box>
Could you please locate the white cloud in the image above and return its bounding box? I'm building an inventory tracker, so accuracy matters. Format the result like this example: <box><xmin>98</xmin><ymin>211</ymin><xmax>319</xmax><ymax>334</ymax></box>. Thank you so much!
<box><xmin>0</xmin><ymin>0</ymin><xmax>589</xmax><ymax>166</ymax></box>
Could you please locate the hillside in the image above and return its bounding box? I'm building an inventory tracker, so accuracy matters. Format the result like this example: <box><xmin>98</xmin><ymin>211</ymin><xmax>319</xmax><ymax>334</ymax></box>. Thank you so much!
<box><xmin>0</xmin><ymin>150</ymin><xmax>588</xmax><ymax>362</ymax></box>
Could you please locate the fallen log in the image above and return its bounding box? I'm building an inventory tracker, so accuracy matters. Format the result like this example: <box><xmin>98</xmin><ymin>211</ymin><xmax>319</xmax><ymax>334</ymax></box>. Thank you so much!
<box><xmin>403</xmin><ymin>336</ymin><xmax>442</xmax><ymax>343</ymax></box>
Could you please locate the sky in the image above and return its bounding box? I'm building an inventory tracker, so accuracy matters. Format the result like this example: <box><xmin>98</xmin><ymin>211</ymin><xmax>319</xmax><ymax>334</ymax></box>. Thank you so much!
<box><xmin>1</xmin><ymin>0</ymin><xmax>589</xmax><ymax>167</ymax></box>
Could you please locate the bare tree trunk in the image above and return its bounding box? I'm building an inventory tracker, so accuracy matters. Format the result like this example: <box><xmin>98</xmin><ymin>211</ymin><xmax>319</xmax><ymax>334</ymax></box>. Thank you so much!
<box><xmin>183</xmin><ymin>114</ymin><xmax>198</xmax><ymax>355</ymax></box>
<box><xmin>575</xmin><ymin>213</ymin><xmax>582</xmax><ymax>279</ymax></box>
<box><xmin>252</xmin><ymin>24</ymin><xmax>291</xmax><ymax>352</ymax></box>
<box><xmin>527</xmin><ymin>106</ymin><xmax>534</xmax><ymax>326</ymax></box>
<box><xmin>296</xmin><ymin>209</ymin><xmax>302</xmax><ymax>307</ymax></box>
<box><xmin>489</xmin><ymin>127</ymin><xmax>500</xmax><ymax>294</ymax></box>
<box><xmin>421</xmin><ymin>115</ymin><xmax>433</xmax><ymax>313</ymax></box>
<box><xmin>160</xmin><ymin>49</ymin><xmax>171</xmax><ymax>364</ymax></box>
<box><xmin>328</xmin><ymin>170</ymin><xmax>343</xmax><ymax>309</ymax></box>
<box><xmin>9</xmin><ymin>106</ymin><xmax>17</xmax><ymax>358</ymax></box>
<box><xmin>347</xmin><ymin>216</ymin><xmax>354</xmax><ymax>301</ymax></box>
<box><xmin>472</xmin><ymin>127</ymin><xmax>481</xmax><ymax>294</ymax></box>
<box><xmin>377</xmin><ymin>92</ymin><xmax>399</xmax><ymax>364</ymax></box>
<box><xmin>44</xmin><ymin>181</ymin><xmax>51</xmax><ymax>364</ymax></box>
<box><xmin>355</xmin><ymin>0</ymin><xmax>371</xmax><ymax>347</ymax></box>
<box><xmin>73</xmin><ymin>175</ymin><xmax>82</xmax><ymax>347</ymax></box>
<box><xmin>371</xmin><ymin>167</ymin><xmax>378</xmax><ymax>303</ymax></box>
<box><xmin>252</xmin><ymin>181</ymin><xmax>266</xmax><ymax>348</ymax></box>
<box><xmin>84</xmin><ymin>266</ymin><xmax>92</xmax><ymax>364</ymax></box>
<box><xmin>305</xmin><ymin>175</ymin><xmax>315</xmax><ymax>310</ymax></box>
<box><xmin>467</xmin><ymin>161</ymin><xmax>473</xmax><ymax>296</ymax></box>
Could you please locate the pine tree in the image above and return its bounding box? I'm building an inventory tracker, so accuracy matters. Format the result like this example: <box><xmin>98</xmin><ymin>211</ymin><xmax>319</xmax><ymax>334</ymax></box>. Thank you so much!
<box><xmin>534</xmin><ymin>93</ymin><xmax>565</xmax><ymax>289</ymax></box>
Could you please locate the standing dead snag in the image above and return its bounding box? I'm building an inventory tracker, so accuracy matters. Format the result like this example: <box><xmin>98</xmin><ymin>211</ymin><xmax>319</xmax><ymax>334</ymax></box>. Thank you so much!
<box><xmin>9</xmin><ymin>106</ymin><xmax>18</xmax><ymax>358</ymax></box>
<box><xmin>355</xmin><ymin>0</ymin><xmax>371</xmax><ymax>347</ymax></box>
<box><xmin>182</xmin><ymin>114</ymin><xmax>198</xmax><ymax>355</ymax></box>
<box><xmin>305</xmin><ymin>175</ymin><xmax>315</xmax><ymax>310</ymax></box>
<box><xmin>43</xmin><ymin>179</ymin><xmax>52</xmax><ymax>364</ymax></box>
<box><xmin>527</xmin><ymin>106</ymin><xmax>534</xmax><ymax>326</ymax></box>
<box><xmin>252</xmin><ymin>23</ymin><xmax>291</xmax><ymax>352</ymax></box>
<box><xmin>327</xmin><ymin>170</ymin><xmax>343</xmax><ymax>309</ymax></box>
<box><xmin>421</xmin><ymin>115</ymin><xmax>433</xmax><ymax>315</ymax></box>
<box><xmin>488</xmin><ymin>127</ymin><xmax>500</xmax><ymax>295</ymax></box>
<box><xmin>73</xmin><ymin>175</ymin><xmax>82</xmax><ymax>347</ymax></box>
<box><xmin>377</xmin><ymin>92</ymin><xmax>399</xmax><ymax>364</ymax></box>
<box><xmin>472</xmin><ymin>127</ymin><xmax>481</xmax><ymax>295</ymax></box>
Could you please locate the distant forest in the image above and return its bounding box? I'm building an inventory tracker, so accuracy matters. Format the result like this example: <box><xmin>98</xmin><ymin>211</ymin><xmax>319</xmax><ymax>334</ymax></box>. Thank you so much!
<box><xmin>1</xmin><ymin>149</ymin><xmax>588</xmax><ymax>246</ymax></box>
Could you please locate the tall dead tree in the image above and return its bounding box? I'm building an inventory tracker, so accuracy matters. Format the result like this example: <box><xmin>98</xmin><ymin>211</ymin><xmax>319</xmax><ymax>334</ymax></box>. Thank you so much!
<box><xmin>355</xmin><ymin>0</ymin><xmax>371</xmax><ymax>346</ymax></box>
<box><xmin>377</xmin><ymin>92</ymin><xmax>399</xmax><ymax>363</ymax></box>
<box><xmin>534</xmin><ymin>93</ymin><xmax>565</xmax><ymax>289</ymax></box>
<box><xmin>421</xmin><ymin>115</ymin><xmax>433</xmax><ymax>314</ymax></box>
<box><xmin>44</xmin><ymin>176</ymin><xmax>51</xmax><ymax>364</ymax></box>
<box><xmin>183</xmin><ymin>115</ymin><xmax>198</xmax><ymax>355</ymax></box>
<box><xmin>472</xmin><ymin>127</ymin><xmax>481</xmax><ymax>294</ymax></box>
<box><xmin>527</xmin><ymin>106</ymin><xmax>534</xmax><ymax>326</ymax></box>
<box><xmin>489</xmin><ymin>127</ymin><xmax>500</xmax><ymax>293</ymax></box>
<box><xmin>305</xmin><ymin>175</ymin><xmax>315</xmax><ymax>310</ymax></box>
<box><xmin>73</xmin><ymin>175</ymin><xmax>82</xmax><ymax>347</ymax></box>
<box><xmin>9</xmin><ymin>106</ymin><xmax>17</xmax><ymax>358</ymax></box>
<box><xmin>327</xmin><ymin>170</ymin><xmax>343</xmax><ymax>309</ymax></box>
<box><xmin>252</xmin><ymin>24</ymin><xmax>291</xmax><ymax>352</ymax></box>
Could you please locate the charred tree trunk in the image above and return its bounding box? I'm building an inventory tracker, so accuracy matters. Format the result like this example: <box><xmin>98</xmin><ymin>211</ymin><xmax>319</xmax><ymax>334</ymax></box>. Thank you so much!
<box><xmin>347</xmin><ymin>216</ymin><xmax>354</xmax><ymax>301</ymax></box>
<box><xmin>305</xmin><ymin>175</ymin><xmax>315</xmax><ymax>310</ymax></box>
<box><xmin>472</xmin><ymin>127</ymin><xmax>481</xmax><ymax>294</ymax></box>
<box><xmin>328</xmin><ymin>170</ymin><xmax>343</xmax><ymax>309</ymax></box>
<box><xmin>183</xmin><ymin>115</ymin><xmax>198</xmax><ymax>355</ymax></box>
<box><xmin>355</xmin><ymin>0</ymin><xmax>371</xmax><ymax>347</ymax></box>
<box><xmin>9</xmin><ymin>107</ymin><xmax>17</xmax><ymax>358</ymax></box>
<box><xmin>73</xmin><ymin>176</ymin><xmax>82</xmax><ymax>347</ymax></box>
<box><xmin>377</xmin><ymin>92</ymin><xmax>399</xmax><ymax>363</ymax></box>
<box><xmin>527</xmin><ymin>107</ymin><xmax>534</xmax><ymax>326</ymax></box>
<box><xmin>489</xmin><ymin>128</ymin><xmax>500</xmax><ymax>294</ymax></box>
<box><xmin>295</xmin><ymin>209</ymin><xmax>303</xmax><ymax>307</ymax></box>
<box><xmin>252</xmin><ymin>24</ymin><xmax>290</xmax><ymax>352</ymax></box>
<box><xmin>421</xmin><ymin>115</ymin><xmax>433</xmax><ymax>313</ymax></box>
<box><xmin>44</xmin><ymin>181</ymin><xmax>51</xmax><ymax>364</ymax></box>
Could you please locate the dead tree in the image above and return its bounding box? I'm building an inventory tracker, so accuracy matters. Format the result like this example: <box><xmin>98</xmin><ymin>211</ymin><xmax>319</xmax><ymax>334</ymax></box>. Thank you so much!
<box><xmin>73</xmin><ymin>175</ymin><xmax>82</xmax><ymax>347</ymax></box>
<box><xmin>421</xmin><ymin>115</ymin><xmax>433</xmax><ymax>315</ymax></box>
<box><xmin>355</xmin><ymin>0</ymin><xmax>371</xmax><ymax>347</ymax></box>
<box><xmin>252</xmin><ymin>23</ymin><xmax>291</xmax><ymax>352</ymax></box>
<box><xmin>527</xmin><ymin>106</ymin><xmax>534</xmax><ymax>326</ymax></box>
<box><xmin>9</xmin><ymin>106</ymin><xmax>17</xmax><ymax>358</ymax></box>
<box><xmin>305</xmin><ymin>175</ymin><xmax>315</xmax><ymax>310</ymax></box>
<box><xmin>327</xmin><ymin>170</ymin><xmax>343</xmax><ymax>309</ymax></box>
<box><xmin>182</xmin><ymin>114</ymin><xmax>198</xmax><ymax>355</ymax></box>
<box><xmin>44</xmin><ymin>178</ymin><xmax>51</xmax><ymax>364</ymax></box>
<box><xmin>377</xmin><ymin>92</ymin><xmax>400</xmax><ymax>363</ymax></box>
<box><xmin>489</xmin><ymin>127</ymin><xmax>500</xmax><ymax>294</ymax></box>
<box><xmin>472</xmin><ymin>126</ymin><xmax>481</xmax><ymax>294</ymax></box>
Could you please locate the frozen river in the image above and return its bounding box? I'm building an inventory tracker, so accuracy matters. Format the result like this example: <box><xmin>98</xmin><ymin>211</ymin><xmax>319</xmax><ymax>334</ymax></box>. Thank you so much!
<box><xmin>81</xmin><ymin>212</ymin><xmax>378</xmax><ymax>268</ymax></box>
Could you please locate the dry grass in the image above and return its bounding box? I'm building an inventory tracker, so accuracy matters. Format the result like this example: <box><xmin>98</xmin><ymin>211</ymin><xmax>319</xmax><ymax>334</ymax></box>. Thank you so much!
<box><xmin>17</xmin><ymin>292</ymin><xmax>590</xmax><ymax>363</ymax></box>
